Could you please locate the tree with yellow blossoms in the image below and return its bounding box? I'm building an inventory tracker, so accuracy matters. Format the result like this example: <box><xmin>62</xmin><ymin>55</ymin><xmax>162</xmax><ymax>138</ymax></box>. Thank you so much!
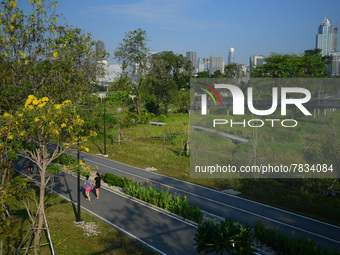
<box><xmin>0</xmin><ymin>95</ymin><xmax>96</xmax><ymax>254</ymax></box>
<box><xmin>0</xmin><ymin>0</ymin><xmax>106</xmax><ymax>112</ymax></box>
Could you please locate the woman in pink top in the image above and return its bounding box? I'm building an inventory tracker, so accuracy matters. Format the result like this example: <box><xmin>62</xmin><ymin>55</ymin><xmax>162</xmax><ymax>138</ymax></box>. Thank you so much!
<box><xmin>84</xmin><ymin>175</ymin><xmax>93</xmax><ymax>201</ymax></box>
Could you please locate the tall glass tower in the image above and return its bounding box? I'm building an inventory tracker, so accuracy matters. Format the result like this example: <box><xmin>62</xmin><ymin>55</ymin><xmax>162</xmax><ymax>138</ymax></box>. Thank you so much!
<box><xmin>228</xmin><ymin>48</ymin><xmax>234</xmax><ymax>65</ymax></box>
<box><xmin>316</xmin><ymin>17</ymin><xmax>338</xmax><ymax>55</ymax></box>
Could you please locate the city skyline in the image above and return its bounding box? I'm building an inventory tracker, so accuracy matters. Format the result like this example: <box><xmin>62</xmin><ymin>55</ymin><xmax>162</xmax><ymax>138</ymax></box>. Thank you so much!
<box><xmin>54</xmin><ymin>0</ymin><xmax>340</xmax><ymax>65</ymax></box>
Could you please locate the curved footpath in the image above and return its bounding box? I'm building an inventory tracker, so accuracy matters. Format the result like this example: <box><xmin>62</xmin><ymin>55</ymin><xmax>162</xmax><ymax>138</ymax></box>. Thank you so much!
<box><xmin>15</xmin><ymin>157</ymin><xmax>198</xmax><ymax>255</ymax></box>
<box><xmin>76</xmin><ymin>151</ymin><xmax>340</xmax><ymax>252</ymax></box>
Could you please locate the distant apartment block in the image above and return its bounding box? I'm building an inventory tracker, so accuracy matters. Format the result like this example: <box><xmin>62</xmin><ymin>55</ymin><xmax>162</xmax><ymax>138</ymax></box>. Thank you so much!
<box><xmin>96</xmin><ymin>40</ymin><xmax>106</xmax><ymax>61</ymax></box>
<box><xmin>96</xmin><ymin>60</ymin><xmax>122</xmax><ymax>87</ymax></box>
<box><xmin>249</xmin><ymin>54</ymin><xmax>264</xmax><ymax>69</ymax></box>
<box><xmin>209</xmin><ymin>55</ymin><xmax>224</xmax><ymax>75</ymax></box>
<box><xmin>329</xmin><ymin>51</ymin><xmax>340</xmax><ymax>77</ymax></box>
<box><xmin>197</xmin><ymin>57</ymin><xmax>210</xmax><ymax>73</ymax></box>
<box><xmin>186</xmin><ymin>51</ymin><xmax>197</xmax><ymax>73</ymax></box>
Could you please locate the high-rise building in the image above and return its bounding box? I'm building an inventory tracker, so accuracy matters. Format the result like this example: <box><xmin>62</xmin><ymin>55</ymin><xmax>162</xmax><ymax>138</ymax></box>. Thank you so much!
<box><xmin>186</xmin><ymin>51</ymin><xmax>197</xmax><ymax>73</ymax></box>
<box><xmin>249</xmin><ymin>54</ymin><xmax>264</xmax><ymax>69</ymax></box>
<box><xmin>96</xmin><ymin>40</ymin><xmax>106</xmax><ymax>60</ymax></box>
<box><xmin>197</xmin><ymin>58</ymin><xmax>204</xmax><ymax>73</ymax></box>
<box><xmin>316</xmin><ymin>16</ymin><xmax>338</xmax><ymax>55</ymax></box>
<box><xmin>209</xmin><ymin>56</ymin><xmax>224</xmax><ymax>75</ymax></box>
<box><xmin>197</xmin><ymin>58</ymin><xmax>210</xmax><ymax>73</ymax></box>
<box><xmin>228</xmin><ymin>48</ymin><xmax>234</xmax><ymax>65</ymax></box>
<box><xmin>329</xmin><ymin>51</ymin><xmax>340</xmax><ymax>77</ymax></box>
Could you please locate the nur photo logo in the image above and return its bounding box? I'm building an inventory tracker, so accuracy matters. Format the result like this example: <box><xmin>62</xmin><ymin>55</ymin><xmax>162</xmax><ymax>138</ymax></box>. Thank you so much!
<box><xmin>197</xmin><ymin>80</ymin><xmax>312</xmax><ymax>128</ymax></box>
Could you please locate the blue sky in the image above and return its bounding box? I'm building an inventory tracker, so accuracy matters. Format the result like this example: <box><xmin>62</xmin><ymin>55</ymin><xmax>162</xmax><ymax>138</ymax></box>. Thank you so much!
<box><xmin>54</xmin><ymin>0</ymin><xmax>340</xmax><ymax>65</ymax></box>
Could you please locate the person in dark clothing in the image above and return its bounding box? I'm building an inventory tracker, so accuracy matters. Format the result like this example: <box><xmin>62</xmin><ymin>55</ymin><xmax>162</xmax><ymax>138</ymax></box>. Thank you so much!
<box><xmin>27</xmin><ymin>160</ymin><xmax>33</xmax><ymax>173</ymax></box>
<box><xmin>94</xmin><ymin>172</ymin><xmax>102</xmax><ymax>199</ymax></box>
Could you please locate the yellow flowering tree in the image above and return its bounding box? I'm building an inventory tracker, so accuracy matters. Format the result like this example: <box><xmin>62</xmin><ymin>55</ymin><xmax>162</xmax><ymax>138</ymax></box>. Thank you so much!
<box><xmin>0</xmin><ymin>102</ymin><xmax>20</xmax><ymax>252</ymax></box>
<box><xmin>0</xmin><ymin>0</ymin><xmax>106</xmax><ymax>112</ymax></box>
<box><xmin>0</xmin><ymin>95</ymin><xmax>96</xmax><ymax>254</ymax></box>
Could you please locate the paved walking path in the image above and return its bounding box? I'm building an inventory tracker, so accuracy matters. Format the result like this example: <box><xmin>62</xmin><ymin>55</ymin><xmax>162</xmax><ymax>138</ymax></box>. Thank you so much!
<box><xmin>15</xmin><ymin>157</ymin><xmax>198</xmax><ymax>255</ymax></box>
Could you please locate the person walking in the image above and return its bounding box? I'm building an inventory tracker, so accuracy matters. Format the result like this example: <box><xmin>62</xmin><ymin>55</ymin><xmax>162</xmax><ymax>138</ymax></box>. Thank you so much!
<box><xmin>84</xmin><ymin>175</ymin><xmax>93</xmax><ymax>201</ymax></box>
<box><xmin>94</xmin><ymin>172</ymin><xmax>103</xmax><ymax>199</ymax></box>
<box><xmin>27</xmin><ymin>160</ymin><xmax>33</xmax><ymax>173</ymax></box>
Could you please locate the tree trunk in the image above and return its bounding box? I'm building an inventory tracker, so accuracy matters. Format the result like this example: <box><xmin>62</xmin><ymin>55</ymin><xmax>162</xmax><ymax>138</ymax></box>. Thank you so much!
<box><xmin>164</xmin><ymin>100</ymin><xmax>170</xmax><ymax>116</ymax></box>
<box><xmin>136</xmin><ymin>96</ymin><xmax>141</xmax><ymax>115</ymax></box>
<box><xmin>135</xmin><ymin>87</ymin><xmax>141</xmax><ymax>115</ymax></box>
<box><xmin>34</xmin><ymin>180</ymin><xmax>45</xmax><ymax>254</ymax></box>
<box><xmin>34</xmin><ymin>145</ymin><xmax>48</xmax><ymax>255</ymax></box>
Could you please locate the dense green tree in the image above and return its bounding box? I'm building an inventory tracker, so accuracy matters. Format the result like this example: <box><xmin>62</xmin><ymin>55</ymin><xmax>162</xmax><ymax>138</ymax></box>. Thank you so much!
<box><xmin>144</xmin><ymin>51</ymin><xmax>192</xmax><ymax>116</ymax></box>
<box><xmin>114</xmin><ymin>28</ymin><xmax>150</xmax><ymax>115</ymax></box>
<box><xmin>224</xmin><ymin>63</ymin><xmax>238</xmax><ymax>78</ymax></box>
<box><xmin>224</xmin><ymin>63</ymin><xmax>246</xmax><ymax>78</ymax></box>
<box><xmin>300</xmin><ymin>49</ymin><xmax>332</xmax><ymax>77</ymax></box>
<box><xmin>0</xmin><ymin>0</ymin><xmax>103</xmax><ymax>112</ymax></box>
<box><xmin>108</xmin><ymin>91</ymin><xmax>129</xmax><ymax>106</ymax></box>
<box><xmin>39</xmin><ymin>26</ymin><xmax>103</xmax><ymax>103</ymax></box>
<box><xmin>251</xmin><ymin>49</ymin><xmax>331</xmax><ymax>78</ymax></box>
<box><xmin>211</xmin><ymin>70</ymin><xmax>224</xmax><ymax>78</ymax></box>
<box><xmin>109</xmin><ymin>75</ymin><xmax>132</xmax><ymax>94</ymax></box>
<box><xmin>196</xmin><ymin>71</ymin><xmax>210</xmax><ymax>78</ymax></box>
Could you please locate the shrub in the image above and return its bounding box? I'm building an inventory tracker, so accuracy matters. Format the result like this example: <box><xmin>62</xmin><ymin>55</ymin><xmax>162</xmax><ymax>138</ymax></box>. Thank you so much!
<box><xmin>193</xmin><ymin>221</ymin><xmax>217</xmax><ymax>254</ymax></box>
<box><xmin>137</xmin><ymin>111</ymin><xmax>155</xmax><ymax>124</ymax></box>
<box><xmin>52</xmin><ymin>154</ymin><xmax>77</xmax><ymax>166</ymax></box>
<box><xmin>254</xmin><ymin>221</ymin><xmax>339</xmax><ymax>255</ymax></box>
<box><xmin>47</xmin><ymin>165</ymin><xmax>60</xmax><ymax>174</ymax></box>
<box><xmin>123</xmin><ymin>178</ymin><xmax>203</xmax><ymax>223</ymax></box>
<box><xmin>101</xmin><ymin>173</ymin><xmax>125</xmax><ymax>187</ymax></box>
<box><xmin>101</xmin><ymin>114</ymin><xmax>118</xmax><ymax>125</ymax></box>
<box><xmin>101</xmin><ymin>173</ymin><xmax>203</xmax><ymax>223</ymax></box>
<box><xmin>145</xmin><ymin>99</ymin><xmax>159</xmax><ymax>114</ymax></box>
<box><xmin>194</xmin><ymin>219</ymin><xmax>255</xmax><ymax>255</ymax></box>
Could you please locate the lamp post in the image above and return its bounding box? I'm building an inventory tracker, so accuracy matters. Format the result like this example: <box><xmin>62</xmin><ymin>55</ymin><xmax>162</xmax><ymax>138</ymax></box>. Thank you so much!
<box><xmin>75</xmin><ymin>137</ymin><xmax>83</xmax><ymax>222</ymax></box>
<box><xmin>96</xmin><ymin>92</ymin><xmax>108</xmax><ymax>157</ymax></box>
<box><xmin>103</xmin><ymin>95</ymin><xmax>107</xmax><ymax>156</ymax></box>
<box><xmin>75</xmin><ymin>54</ymin><xmax>84</xmax><ymax>222</ymax></box>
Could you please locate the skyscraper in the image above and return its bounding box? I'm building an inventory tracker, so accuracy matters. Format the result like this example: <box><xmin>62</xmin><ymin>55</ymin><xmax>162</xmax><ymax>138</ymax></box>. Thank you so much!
<box><xmin>209</xmin><ymin>56</ymin><xmax>224</xmax><ymax>75</ymax></box>
<box><xmin>96</xmin><ymin>40</ymin><xmax>106</xmax><ymax>60</ymax></box>
<box><xmin>228</xmin><ymin>48</ymin><xmax>234</xmax><ymax>65</ymax></box>
<box><xmin>186</xmin><ymin>51</ymin><xmax>197</xmax><ymax>73</ymax></box>
<box><xmin>316</xmin><ymin>16</ymin><xmax>338</xmax><ymax>55</ymax></box>
<box><xmin>329</xmin><ymin>51</ymin><xmax>340</xmax><ymax>77</ymax></box>
<box><xmin>197</xmin><ymin>58</ymin><xmax>204</xmax><ymax>73</ymax></box>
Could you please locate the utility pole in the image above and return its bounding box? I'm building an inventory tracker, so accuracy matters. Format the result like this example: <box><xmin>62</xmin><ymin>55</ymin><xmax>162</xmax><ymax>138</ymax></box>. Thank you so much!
<box><xmin>103</xmin><ymin>95</ymin><xmax>107</xmax><ymax>156</ymax></box>
<box><xmin>75</xmin><ymin>137</ymin><xmax>83</xmax><ymax>222</ymax></box>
